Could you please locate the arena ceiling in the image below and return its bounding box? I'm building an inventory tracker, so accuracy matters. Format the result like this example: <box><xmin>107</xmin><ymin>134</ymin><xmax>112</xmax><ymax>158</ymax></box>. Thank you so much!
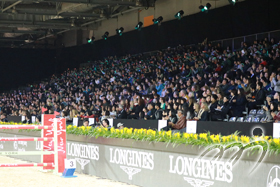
<box><xmin>0</xmin><ymin>0</ymin><xmax>155</xmax><ymax>48</ymax></box>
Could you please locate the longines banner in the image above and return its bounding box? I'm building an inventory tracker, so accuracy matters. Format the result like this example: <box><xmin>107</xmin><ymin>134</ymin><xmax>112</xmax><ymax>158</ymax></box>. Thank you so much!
<box><xmin>0</xmin><ymin>131</ymin><xmax>280</xmax><ymax>187</ymax></box>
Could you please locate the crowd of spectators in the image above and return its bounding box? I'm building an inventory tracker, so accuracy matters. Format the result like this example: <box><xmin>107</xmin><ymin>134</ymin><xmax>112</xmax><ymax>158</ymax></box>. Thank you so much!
<box><xmin>1</xmin><ymin>37</ymin><xmax>280</xmax><ymax>131</ymax></box>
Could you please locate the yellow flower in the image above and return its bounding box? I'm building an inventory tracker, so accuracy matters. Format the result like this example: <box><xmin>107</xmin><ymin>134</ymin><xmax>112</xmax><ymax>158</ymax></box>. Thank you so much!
<box><xmin>173</xmin><ymin>133</ymin><xmax>180</xmax><ymax>138</ymax></box>
<box><xmin>199</xmin><ymin>133</ymin><xmax>207</xmax><ymax>139</ymax></box>
<box><xmin>110</xmin><ymin>128</ymin><xmax>115</xmax><ymax>133</ymax></box>
<box><xmin>215</xmin><ymin>135</ymin><xmax>220</xmax><ymax>143</ymax></box>
<box><xmin>166</xmin><ymin>131</ymin><xmax>172</xmax><ymax>137</ymax></box>
<box><xmin>273</xmin><ymin>139</ymin><xmax>280</xmax><ymax>145</ymax></box>
<box><xmin>183</xmin><ymin>133</ymin><xmax>190</xmax><ymax>139</ymax></box>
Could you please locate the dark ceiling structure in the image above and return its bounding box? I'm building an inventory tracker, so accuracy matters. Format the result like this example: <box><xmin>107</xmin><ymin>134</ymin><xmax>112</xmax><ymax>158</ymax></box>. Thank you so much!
<box><xmin>0</xmin><ymin>0</ymin><xmax>155</xmax><ymax>48</ymax></box>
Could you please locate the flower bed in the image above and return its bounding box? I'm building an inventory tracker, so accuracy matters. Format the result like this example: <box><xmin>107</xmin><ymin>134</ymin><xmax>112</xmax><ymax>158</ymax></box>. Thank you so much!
<box><xmin>1</xmin><ymin>122</ymin><xmax>280</xmax><ymax>155</ymax></box>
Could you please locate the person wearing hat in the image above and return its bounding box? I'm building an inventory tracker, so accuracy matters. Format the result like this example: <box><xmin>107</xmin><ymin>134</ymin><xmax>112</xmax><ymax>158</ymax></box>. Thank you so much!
<box><xmin>117</xmin><ymin>122</ymin><xmax>124</xmax><ymax>129</ymax></box>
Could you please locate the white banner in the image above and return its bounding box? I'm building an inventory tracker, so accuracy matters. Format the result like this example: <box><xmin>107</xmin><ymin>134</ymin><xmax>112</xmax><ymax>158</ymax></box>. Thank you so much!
<box><xmin>89</xmin><ymin>118</ymin><xmax>95</xmax><ymax>126</ymax></box>
<box><xmin>73</xmin><ymin>118</ymin><xmax>78</xmax><ymax>127</ymax></box>
<box><xmin>186</xmin><ymin>121</ymin><xmax>197</xmax><ymax>134</ymax></box>
<box><xmin>158</xmin><ymin>120</ymin><xmax>167</xmax><ymax>131</ymax></box>
<box><xmin>273</xmin><ymin>123</ymin><xmax>280</xmax><ymax>138</ymax></box>
<box><xmin>31</xmin><ymin>116</ymin><xmax>36</xmax><ymax>124</ymax></box>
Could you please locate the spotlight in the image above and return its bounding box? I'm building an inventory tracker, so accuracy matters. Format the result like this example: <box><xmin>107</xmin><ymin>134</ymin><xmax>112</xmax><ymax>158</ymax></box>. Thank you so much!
<box><xmin>102</xmin><ymin>32</ymin><xmax>109</xmax><ymax>40</ymax></box>
<box><xmin>175</xmin><ymin>10</ymin><xmax>184</xmax><ymax>20</ymax></box>
<box><xmin>86</xmin><ymin>36</ymin><xmax>95</xmax><ymax>44</ymax></box>
<box><xmin>205</xmin><ymin>3</ymin><xmax>211</xmax><ymax>10</ymax></box>
<box><xmin>228</xmin><ymin>0</ymin><xmax>237</xmax><ymax>5</ymax></box>
<box><xmin>135</xmin><ymin>22</ymin><xmax>143</xmax><ymax>31</ymax></box>
<box><xmin>199</xmin><ymin>3</ymin><xmax>211</xmax><ymax>13</ymax></box>
<box><xmin>153</xmin><ymin>16</ymin><xmax>163</xmax><ymax>25</ymax></box>
<box><xmin>116</xmin><ymin>27</ymin><xmax>124</xmax><ymax>36</ymax></box>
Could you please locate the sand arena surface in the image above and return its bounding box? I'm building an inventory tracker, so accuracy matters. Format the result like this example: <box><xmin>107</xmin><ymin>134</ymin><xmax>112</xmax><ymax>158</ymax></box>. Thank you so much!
<box><xmin>0</xmin><ymin>156</ymin><xmax>139</xmax><ymax>187</ymax></box>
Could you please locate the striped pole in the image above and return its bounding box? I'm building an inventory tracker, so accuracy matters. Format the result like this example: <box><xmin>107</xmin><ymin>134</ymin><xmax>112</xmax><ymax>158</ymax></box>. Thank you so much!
<box><xmin>0</xmin><ymin>151</ymin><xmax>54</xmax><ymax>156</ymax></box>
<box><xmin>0</xmin><ymin>125</ymin><xmax>51</xmax><ymax>130</ymax></box>
<box><xmin>0</xmin><ymin>163</ymin><xmax>54</xmax><ymax>167</ymax></box>
<box><xmin>53</xmin><ymin>118</ymin><xmax>58</xmax><ymax>175</ymax></box>
<box><xmin>0</xmin><ymin>138</ymin><xmax>53</xmax><ymax>142</ymax></box>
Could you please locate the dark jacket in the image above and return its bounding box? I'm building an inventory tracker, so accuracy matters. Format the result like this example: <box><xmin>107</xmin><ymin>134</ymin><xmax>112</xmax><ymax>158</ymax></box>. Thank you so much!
<box><xmin>147</xmin><ymin>108</ymin><xmax>156</xmax><ymax>119</ymax></box>
<box><xmin>1</xmin><ymin>118</ymin><xmax>8</xmax><ymax>122</ymax></box>
<box><xmin>232</xmin><ymin>95</ymin><xmax>247</xmax><ymax>117</ymax></box>
<box><xmin>210</xmin><ymin>101</ymin><xmax>218</xmax><ymax>113</ymax></box>
<box><xmin>220</xmin><ymin>101</ymin><xmax>231</xmax><ymax>118</ymax></box>
<box><xmin>154</xmin><ymin>109</ymin><xmax>163</xmax><ymax>120</ymax></box>
<box><xmin>117</xmin><ymin>109</ymin><xmax>127</xmax><ymax>119</ymax></box>
<box><xmin>132</xmin><ymin>105</ymin><xmax>143</xmax><ymax>117</ymax></box>
<box><xmin>200</xmin><ymin>111</ymin><xmax>208</xmax><ymax>121</ymax></box>
<box><xmin>255</xmin><ymin>89</ymin><xmax>265</xmax><ymax>105</ymax></box>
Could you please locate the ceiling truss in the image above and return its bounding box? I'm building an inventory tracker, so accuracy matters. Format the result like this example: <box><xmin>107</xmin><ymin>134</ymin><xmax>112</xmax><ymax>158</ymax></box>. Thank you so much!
<box><xmin>0</xmin><ymin>0</ymin><xmax>156</xmax><ymax>48</ymax></box>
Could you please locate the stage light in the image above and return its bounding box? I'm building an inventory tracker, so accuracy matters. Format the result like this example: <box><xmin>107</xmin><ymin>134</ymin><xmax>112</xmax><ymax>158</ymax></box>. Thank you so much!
<box><xmin>153</xmin><ymin>16</ymin><xmax>163</xmax><ymax>25</ymax></box>
<box><xmin>86</xmin><ymin>36</ymin><xmax>95</xmax><ymax>44</ymax></box>
<box><xmin>116</xmin><ymin>27</ymin><xmax>124</xmax><ymax>36</ymax></box>
<box><xmin>175</xmin><ymin>10</ymin><xmax>184</xmax><ymax>20</ymax></box>
<box><xmin>102</xmin><ymin>32</ymin><xmax>109</xmax><ymax>40</ymax></box>
<box><xmin>206</xmin><ymin>3</ymin><xmax>211</xmax><ymax>10</ymax></box>
<box><xmin>135</xmin><ymin>22</ymin><xmax>143</xmax><ymax>30</ymax></box>
<box><xmin>199</xmin><ymin>3</ymin><xmax>211</xmax><ymax>13</ymax></box>
<box><xmin>228</xmin><ymin>0</ymin><xmax>237</xmax><ymax>5</ymax></box>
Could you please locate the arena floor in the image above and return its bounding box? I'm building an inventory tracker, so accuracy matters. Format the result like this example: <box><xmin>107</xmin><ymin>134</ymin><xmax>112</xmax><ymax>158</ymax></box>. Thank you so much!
<box><xmin>0</xmin><ymin>156</ymin><xmax>139</xmax><ymax>187</ymax></box>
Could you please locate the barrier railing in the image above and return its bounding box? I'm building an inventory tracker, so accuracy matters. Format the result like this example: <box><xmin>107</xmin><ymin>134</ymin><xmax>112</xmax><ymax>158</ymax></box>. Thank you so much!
<box><xmin>0</xmin><ymin>125</ymin><xmax>50</xmax><ymax>130</ymax></box>
<box><xmin>0</xmin><ymin>138</ymin><xmax>53</xmax><ymax>141</ymax></box>
<box><xmin>0</xmin><ymin>163</ymin><xmax>54</xmax><ymax>167</ymax></box>
<box><xmin>0</xmin><ymin>115</ymin><xmax>66</xmax><ymax>175</ymax></box>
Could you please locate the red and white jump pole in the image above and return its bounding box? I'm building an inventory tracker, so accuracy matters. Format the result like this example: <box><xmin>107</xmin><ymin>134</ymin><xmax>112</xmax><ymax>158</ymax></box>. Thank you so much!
<box><xmin>0</xmin><ymin>115</ymin><xmax>66</xmax><ymax>174</ymax></box>
<box><xmin>0</xmin><ymin>163</ymin><xmax>54</xmax><ymax>167</ymax></box>
<box><xmin>0</xmin><ymin>138</ymin><xmax>53</xmax><ymax>141</ymax></box>
<box><xmin>0</xmin><ymin>125</ymin><xmax>51</xmax><ymax>130</ymax></box>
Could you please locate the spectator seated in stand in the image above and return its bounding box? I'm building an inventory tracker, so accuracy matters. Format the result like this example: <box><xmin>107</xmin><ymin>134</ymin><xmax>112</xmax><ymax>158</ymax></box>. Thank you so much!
<box><xmin>165</xmin><ymin>110</ymin><xmax>186</xmax><ymax>131</ymax></box>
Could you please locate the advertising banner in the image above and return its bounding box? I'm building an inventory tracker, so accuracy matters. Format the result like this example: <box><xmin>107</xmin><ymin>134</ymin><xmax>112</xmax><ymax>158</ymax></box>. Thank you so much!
<box><xmin>1</xmin><ymin>130</ymin><xmax>280</xmax><ymax>187</ymax></box>
<box><xmin>42</xmin><ymin>114</ymin><xmax>55</xmax><ymax>170</ymax></box>
<box><xmin>56</xmin><ymin>118</ymin><xmax>66</xmax><ymax>173</ymax></box>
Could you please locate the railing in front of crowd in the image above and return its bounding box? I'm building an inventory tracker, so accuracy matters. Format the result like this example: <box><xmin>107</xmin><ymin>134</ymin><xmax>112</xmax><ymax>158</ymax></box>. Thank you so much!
<box><xmin>209</xmin><ymin>29</ymin><xmax>280</xmax><ymax>51</ymax></box>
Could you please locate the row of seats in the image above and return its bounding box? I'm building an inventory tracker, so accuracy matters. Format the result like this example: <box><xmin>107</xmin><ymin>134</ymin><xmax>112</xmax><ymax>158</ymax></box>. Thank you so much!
<box><xmin>229</xmin><ymin>109</ymin><xmax>268</xmax><ymax>123</ymax></box>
